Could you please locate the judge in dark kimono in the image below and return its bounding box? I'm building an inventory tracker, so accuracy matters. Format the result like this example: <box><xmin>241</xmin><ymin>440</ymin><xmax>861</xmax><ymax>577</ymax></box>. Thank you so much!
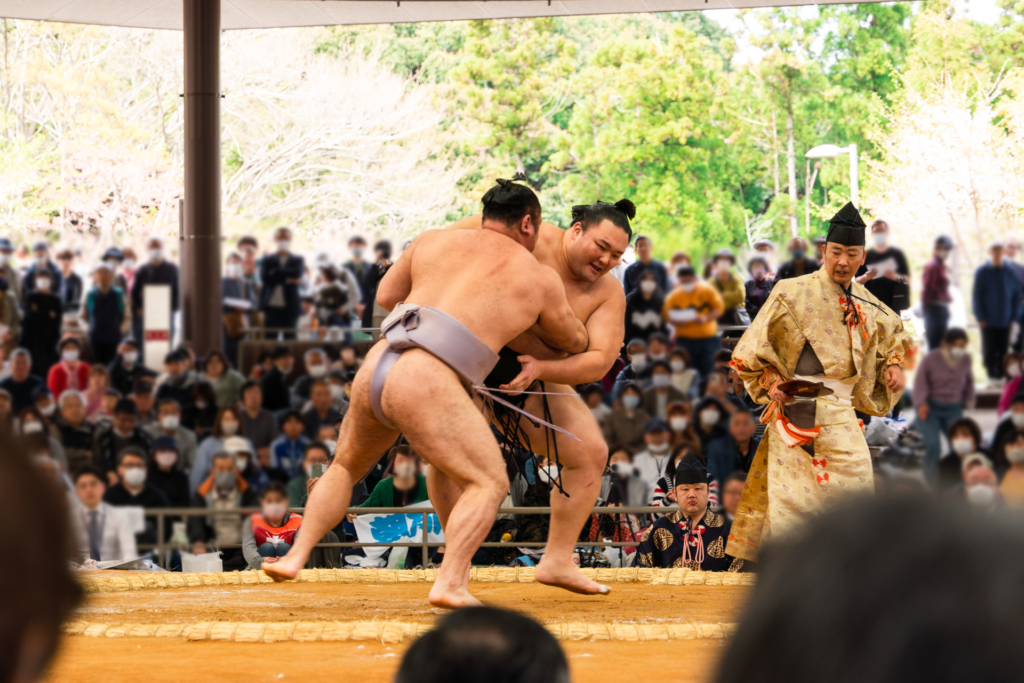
<box><xmin>632</xmin><ymin>453</ymin><xmax>747</xmax><ymax>572</ymax></box>
<box><xmin>22</xmin><ymin>271</ymin><xmax>63</xmax><ymax>378</ymax></box>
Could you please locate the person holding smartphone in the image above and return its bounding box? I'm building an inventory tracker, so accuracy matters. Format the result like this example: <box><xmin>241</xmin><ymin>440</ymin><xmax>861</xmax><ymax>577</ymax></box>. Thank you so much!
<box><xmin>286</xmin><ymin>442</ymin><xmax>331</xmax><ymax>508</ymax></box>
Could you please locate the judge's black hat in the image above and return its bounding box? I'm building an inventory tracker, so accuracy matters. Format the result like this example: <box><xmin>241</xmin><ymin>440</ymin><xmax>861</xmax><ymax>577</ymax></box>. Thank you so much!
<box><xmin>673</xmin><ymin>452</ymin><xmax>709</xmax><ymax>487</ymax></box>
<box><xmin>826</xmin><ymin>202</ymin><xmax>866</xmax><ymax>247</ymax></box>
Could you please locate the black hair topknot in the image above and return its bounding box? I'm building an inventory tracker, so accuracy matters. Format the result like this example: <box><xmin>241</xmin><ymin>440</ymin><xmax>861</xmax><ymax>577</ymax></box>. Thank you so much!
<box><xmin>570</xmin><ymin>198</ymin><xmax>636</xmax><ymax>240</ymax></box>
<box><xmin>481</xmin><ymin>172</ymin><xmax>541</xmax><ymax>228</ymax></box>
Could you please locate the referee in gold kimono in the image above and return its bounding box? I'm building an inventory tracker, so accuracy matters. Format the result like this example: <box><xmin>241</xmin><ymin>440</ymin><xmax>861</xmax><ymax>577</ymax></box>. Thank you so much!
<box><xmin>726</xmin><ymin>203</ymin><xmax>913</xmax><ymax>563</ymax></box>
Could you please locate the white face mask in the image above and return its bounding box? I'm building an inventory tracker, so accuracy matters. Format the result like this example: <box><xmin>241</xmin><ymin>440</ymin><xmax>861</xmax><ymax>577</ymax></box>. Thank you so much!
<box><xmin>104</xmin><ymin>259</ymin><xmax>119</xmax><ymax>272</ymax></box>
<box><xmin>872</xmin><ymin>232</ymin><xmax>889</xmax><ymax>248</ymax></box>
<box><xmin>680</xmin><ymin>282</ymin><xmax>696</xmax><ymax>293</ymax></box>
<box><xmin>630</xmin><ymin>354</ymin><xmax>647</xmax><ymax>373</ymax></box>
<box><xmin>1007</xmin><ymin>447</ymin><xmax>1024</xmax><ymax>464</ymax></box>
<box><xmin>648</xmin><ymin>441</ymin><xmax>670</xmax><ymax>454</ymax></box>
<box><xmin>948</xmin><ymin>347</ymin><xmax>966</xmax><ymax>361</ymax></box>
<box><xmin>155</xmin><ymin>451</ymin><xmax>177</xmax><ymax>469</ymax></box>
<box><xmin>34</xmin><ymin>256</ymin><xmax>47</xmax><ymax>268</ymax></box>
<box><xmin>308</xmin><ymin>364</ymin><xmax>326</xmax><ymax>378</ymax></box>
<box><xmin>330</xmin><ymin>384</ymin><xmax>345</xmax><ymax>400</ymax></box>
<box><xmin>276</xmin><ymin>240</ymin><xmax>292</xmax><ymax>253</ymax></box>
<box><xmin>622</xmin><ymin>395</ymin><xmax>640</xmax><ymax>411</ymax></box>
<box><xmin>35</xmin><ymin>278</ymin><xmax>51</xmax><ymax>292</ymax></box>
<box><xmin>652</xmin><ymin>374</ymin><xmax>670</xmax><ymax>388</ymax></box>
<box><xmin>537</xmin><ymin>464</ymin><xmax>559</xmax><ymax>484</ymax></box>
<box><xmin>122</xmin><ymin>351</ymin><xmax>138</xmax><ymax>365</ymax></box>
<box><xmin>966</xmin><ymin>484</ymin><xmax>996</xmax><ymax>507</ymax></box>
<box><xmin>351</xmin><ymin>247</ymin><xmax>364</xmax><ymax>260</ymax></box>
<box><xmin>0</xmin><ymin>254</ymin><xmax>8</xmax><ymax>267</ymax></box>
<box><xmin>225</xmin><ymin>264</ymin><xmax>242</xmax><ymax>278</ymax></box>
<box><xmin>700</xmin><ymin>410</ymin><xmax>721</xmax><ymax>427</ymax></box>
<box><xmin>1012</xmin><ymin>413</ymin><xmax>1024</xmax><ymax>430</ymax></box>
<box><xmin>952</xmin><ymin>438</ymin><xmax>975</xmax><ymax>456</ymax></box>
<box><xmin>160</xmin><ymin>415</ymin><xmax>180</xmax><ymax>430</ymax></box>
<box><xmin>62</xmin><ymin>350</ymin><xmax>80</xmax><ymax>363</ymax></box>
<box><xmin>670</xmin><ymin>417</ymin><xmax>688</xmax><ymax>432</ymax></box>
<box><xmin>236</xmin><ymin>456</ymin><xmax>249</xmax><ymax>472</ymax></box>
<box><xmin>640</xmin><ymin>280</ymin><xmax>657</xmax><ymax>295</ymax></box>
<box><xmin>40</xmin><ymin>403</ymin><xmax>56</xmax><ymax>417</ymax></box>
<box><xmin>123</xmin><ymin>258</ymin><xmax>136</xmax><ymax>269</ymax></box>
<box><xmin>262</xmin><ymin>502</ymin><xmax>287</xmax><ymax>521</ymax></box>
<box><xmin>22</xmin><ymin>420</ymin><xmax>43</xmax><ymax>434</ymax></box>
<box><xmin>220</xmin><ymin>420</ymin><xmax>239</xmax><ymax>436</ymax></box>
<box><xmin>123</xmin><ymin>467</ymin><xmax>147</xmax><ymax>488</ymax></box>
<box><xmin>751</xmin><ymin>268</ymin><xmax>766</xmax><ymax>280</ymax></box>
<box><xmin>148</xmin><ymin>248</ymin><xmax>163</xmax><ymax>262</ymax></box>
<box><xmin>393</xmin><ymin>462</ymin><xmax>417</xmax><ymax>480</ymax></box>
<box><xmin>670</xmin><ymin>360</ymin><xmax>685</xmax><ymax>373</ymax></box>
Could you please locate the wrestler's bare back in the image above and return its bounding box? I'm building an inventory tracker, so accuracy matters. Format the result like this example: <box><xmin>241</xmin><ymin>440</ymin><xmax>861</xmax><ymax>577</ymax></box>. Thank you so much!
<box><xmin>377</xmin><ymin>228</ymin><xmax>587</xmax><ymax>354</ymax></box>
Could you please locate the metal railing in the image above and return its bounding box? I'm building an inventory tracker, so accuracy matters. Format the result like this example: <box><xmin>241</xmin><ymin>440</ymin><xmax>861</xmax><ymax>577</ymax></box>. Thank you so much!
<box><xmin>140</xmin><ymin>505</ymin><xmax>673</xmax><ymax>569</ymax></box>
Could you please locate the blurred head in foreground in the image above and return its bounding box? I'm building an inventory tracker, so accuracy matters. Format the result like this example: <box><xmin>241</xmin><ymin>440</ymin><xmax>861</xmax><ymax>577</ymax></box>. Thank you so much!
<box><xmin>716</xmin><ymin>497</ymin><xmax>1024</xmax><ymax>683</ymax></box>
<box><xmin>1</xmin><ymin>438</ymin><xmax>81</xmax><ymax>683</ymax></box>
<box><xmin>395</xmin><ymin>607</ymin><xmax>568</xmax><ymax>683</ymax></box>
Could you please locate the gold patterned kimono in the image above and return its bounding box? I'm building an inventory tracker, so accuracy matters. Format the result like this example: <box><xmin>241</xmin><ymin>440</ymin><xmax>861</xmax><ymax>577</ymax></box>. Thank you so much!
<box><xmin>726</xmin><ymin>267</ymin><xmax>913</xmax><ymax>562</ymax></box>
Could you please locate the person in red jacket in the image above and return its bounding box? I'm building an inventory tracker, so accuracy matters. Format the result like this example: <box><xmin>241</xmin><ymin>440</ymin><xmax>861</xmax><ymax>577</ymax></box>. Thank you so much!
<box><xmin>47</xmin><ymin>336</ymin><xmax>90</xmax><ymax>400</ymax></box>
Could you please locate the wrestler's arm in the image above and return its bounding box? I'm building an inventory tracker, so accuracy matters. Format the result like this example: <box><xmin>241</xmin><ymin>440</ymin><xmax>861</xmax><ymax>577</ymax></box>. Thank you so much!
<box><xmin>376</xmin><ymin>234</ymin><xmax>419</xmax><ymax>312</ymax></box>
<box><xmin>502</xmin><ymin>284</ymin><xmax>625</xmax><ymax>390</ymax></box>
<box><xmin>535</xmin><ymin>267</ymin><xmax>589</xmax><ymax>355</ymax></box>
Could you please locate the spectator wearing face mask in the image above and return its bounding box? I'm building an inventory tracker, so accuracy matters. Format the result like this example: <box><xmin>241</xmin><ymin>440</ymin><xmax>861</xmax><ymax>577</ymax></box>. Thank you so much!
<box><xmin>129</xmin><ymin>378</ymin><xmax>158</xmax><ymax>427</ymax></box>
<box><xmin>744</xmin><ymin>256</ymin><xmax>776</xmax><ymax>321</ymax></box>
<box><xmin>55</xmin><ymin>249</ymin><xmax>82</xmax><ymax>313</ymax></box>
<box><xmin>997</xmin><ymin>431</ymin><xmax>1024</xmax><ymax>506</ymax></box>
<box><xmin>183</xmin><ymin>381</ymin><xmax>218</xmax><ymax>440</ymax></box>
<box><xmin>921</xmin><ymin>236</ymin><xmax>955</xmax><ymax>351</ymax></box>
<box><xmin>693</xmin><ymin>396</ymin><xmax>728</xmax><ymax>456</ymax></box>
<box><xmin>708</xmin><ymin>248</ymin><xmax>746</xmax><ymax>327</ymax></box>
<box><xmin>22</xmin><ymin>241</ymin><xmax>64</xmax><ymax>307</ymax></box>
<box><xmin>326</xmin><ymin>369</ymin><xmax>351</xmax><ymax>412</ymax></box>
<box><xmin>30</xmin><ymin>388</ymin><xmax>60</xmax><ymax>433</ymax></box>
<box><xmin>315</xmin><ymin>263</ymin><xmax>359</xmax><ymax>327</ymax></box>
<box><xmin>286</xmin><ymin>441</ymin><xmax>331</xmax><ymax>507</ymax></box>
<box><xmin>963</xmin><ymin>463</ymin><xmax>1002</xmax><ymax>511</ymax></box>
<box><xmin>641</xmin><ymin>361</ymin><xmax>687</xmax><ymax>420</ymax></box>
<box><xmin>301</xmin><ymin>379</ymin><xmax>343</xmax><ymax>440</ymax></box>
<box><xmin>706</xmin><ymin>409</ymin><xmax>760</xmax><ymax>490</ymax></box>
<box><xmin>55</xmin><ymin>389</ymin><xmax>96</xmax><ymax>472</ymax></box>
<box><xmin>74</xmin><ymin>466</ymin><xmax>137</xmax><ymax>562</ymax></box>
<box><xmin>602</xmin><ymin>382</ymin><xmax>650</xmax><ymax>452</ymax></box>
<box><xmin>101</xmin><ymin>246</ymin><xmax>129</xmax><ymax>294</ymax></box>
<box><xmin>611</xmin><ymin>338</ymin><xmax>650</xmax><ymax>399</ymax></box>
<box><xmin>751</xmin><ymin>240</ymin><xmax>777</xmax><ymax>280</ymax></box>
<box><xmin>652</xmin><ymin>441</ymin><xmax>718</xmax><ymax>509</ymax></box>
<box><xmin>189</xmin><ymin>408</ymin><xmax>252</xmax><ymax>493</ymax></box>
<box><xmin>81</xmin><ymin>261</ymin><xmax>130</xmax><ymax>367</ymax></box>
<box><xmin>92</xmin><ymin>399</ymin><xmax>154</xmax><ymax>485</ymax></box>
<box><xmin>200</xmin><ymin>350</ymin><xmax>245</xmax><ymax>409</ymax></box>
<box><xmin>667</xmin><ymin>348</ymin><xmax>697</xmax><ymax>396</ymax></box>
<box><xmin>999</xmin><ymin>353</ymin><xmax>1023</xmax><ymax>417</ymax></box>
<box><xmin>47</xmin><ymin>336</ymin><xmax>90</xmax><ymax>399</ymax></box>
<box><xmin>148</xmin><ymin>435</ymin><xmax>191</xmax><ymax>509</ymax></box>
<box><xmin>19</xmin><ymin>404</ymin><xmax>68</xmax><ymax>469</ymax></box>
<box><xmin>143</xmin><ymin>398</ymin><xmax>197</xmax><ymax>472</ymax></box>
<box><xmin>343</xmin><ymin>235</ymin><xmax>371</xmax><ymax>304</ymax></box>
<box><xmin>22</xmin><ymin>267</ymin><xmax>63</xmax><ymax>377</ymax></box>
<box><xmin>258</xmin><ymin>227</ymin><xmax>305</xmax><ymax>341</ymax></box>
<box><xmin>974</xmin><ymin>240</ymin><xmax>1021</xmax><ymax>382</ymax></box>
<box><xmin>242</xmin><ymin>481</ymin><xmax>303</xmax><ymax>570</ymax></box>
<box><xmin>853</xmin><ymin>220</ymin><xmax>911</xmax><ymax>314</ymax></box>
<box><xmin>291</xmin><ymin>349</ymin><xmax>328</xmax><ymax>405</ymax></box>
<box><xmin>624</xmin><ymin>269</ymin><xmax>669</xmax><ymax>345</ymax></box>
<box><xmin>623</xmin><ymin>235</ymin><xmax>669</xmax><ymax>298</ymax></box>
<box><xmin>666</xmin><ymin>401</ymin><xmax>699</xmax><ymax>448</ymax></box>
<box><xmin>993</xmin><ymin>396</ymin><xmax>1024</xmax><ymax>465</ymax></box>
<box><xmin>938</xmin><ymin>418</ymin><xmax>989</xmax><ymax>494</ymax></box>
<box><xmin>632</xmin><ymin>418</ymin><xmax>674</xmax><ymax>493</ymax></box>
<box><xmin>718</xmin><ymin>471</ymin><xmax>746</xmax><ymax>521</ymax></box>
<box><xmin>1</xmin><ymin>348</ymin><xmax>43</xmax><ymax>413</ymax></box>
<box><xmin>130</xmin><ymin>237</ymin><xmax>179</xmax><ymax>355</ymax></box>
<box><xmin>189</xmin><ymin>450</ymin><xmax>259</xmax><ymax>569</ymax></box>
<box><xmin>260</xmin><ymin>344</ymin><xmax>295</xmax><ymax>412</ymax></box>
<box><xmin>589</xmin><ymin>444</ymin><xmax>649</xmax><ymax>562</ymax></box>
<box><xmin>228</xmin><ymin>437</ymin><xmax>269</xmax><ymax>497</ymax></box>
<box><xmin>107</xmin><ymin>338</ymin><xmax>156</xmax><ymax>397</ymax></box>
<box><xmin>354</xmin><ymin>444</ymin><xmax>428</xmax><ymax>507</ymax></box>
<box><xmin>0</xmin><ymin>237</ymin><xmax>22</xmax><ymax>302</ymax></box>
<box><xmin>776</xmin><ymin>237</ymin><xmax>821</xmax><ymax>282</ymax></box>
<box><xmin>663</xmin><ymin>265</ymin><xmax>724</xmax><ymax>377</ymax></box>
<box><xmin>222</xmin><ymin>251</ymin><xmax>257</xmax><ymax>365</ymax></box>
<box><xmin>914</xmin><ymin>328</ymin><xmax>975</xmax><ymax>485</ymax></box>
<box><xmin>103</xmin><ymin>446</ymin><xmax>169</xmax><ymax>549</ymax></box>
<box><xmin>581</xmin><ymin>384</ymin><xmax>611</xmax><ymax>426</ymax></box>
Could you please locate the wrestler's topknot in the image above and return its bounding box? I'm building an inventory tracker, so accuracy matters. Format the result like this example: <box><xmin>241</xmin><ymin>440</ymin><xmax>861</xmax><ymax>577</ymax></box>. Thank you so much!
<box><xmin>571</xmin><ymin>199</ymin><xmax>636</xmax><ymax>241</ymax></box>
<box><xmin>481</xmin><ymin>173</ymin><xmax>541</xmax><ymax>228</ymax></box>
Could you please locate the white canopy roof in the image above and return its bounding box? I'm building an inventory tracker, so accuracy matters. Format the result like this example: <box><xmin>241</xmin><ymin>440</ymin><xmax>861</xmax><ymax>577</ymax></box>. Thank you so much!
<box><xmin>0</xmin><ymin>0</ymin><xmax>876</xmax><ymax>31</ymax></box>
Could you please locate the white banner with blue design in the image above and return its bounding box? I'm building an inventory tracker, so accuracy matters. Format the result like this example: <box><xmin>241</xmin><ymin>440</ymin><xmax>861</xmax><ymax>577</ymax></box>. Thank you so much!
<box><xmin>348</xmin><ymin>500</ymin><xmax>444</xmax><ymax>568</ymax></box>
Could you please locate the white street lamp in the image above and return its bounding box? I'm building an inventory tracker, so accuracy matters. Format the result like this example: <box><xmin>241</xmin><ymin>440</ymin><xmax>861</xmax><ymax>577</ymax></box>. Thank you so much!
<box><xmin>805</xmin><ymin>143</ymin><xmax>859</xmax><ymax>207</ymax></box>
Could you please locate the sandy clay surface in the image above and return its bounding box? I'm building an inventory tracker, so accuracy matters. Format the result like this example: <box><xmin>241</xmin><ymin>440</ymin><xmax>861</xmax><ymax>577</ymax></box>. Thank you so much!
<box><xmin>48</xmin><ymin>581</ymin><xmax>750</xmax><ymax>683</ymax></box>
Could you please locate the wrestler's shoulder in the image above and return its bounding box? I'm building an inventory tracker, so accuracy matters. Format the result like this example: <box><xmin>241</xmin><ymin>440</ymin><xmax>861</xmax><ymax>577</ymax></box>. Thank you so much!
<box><xmin>592</xmin><ymin>271</ymin><xmax>626</xmax><ymax>306</ymax></box>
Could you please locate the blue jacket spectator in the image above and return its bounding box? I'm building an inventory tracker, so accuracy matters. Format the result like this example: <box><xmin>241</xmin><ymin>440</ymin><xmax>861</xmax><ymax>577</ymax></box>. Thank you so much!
<box><xmin>22</xmin><ymin>241</ymin><xmax>64</xmax><ymax>307</ymax></box>
<box><xmin>705</xmin><ymin>410</ymin><xmax>761</xmax><ymax>488</ymax></box>
<box><xmin>269</xmin><ymin>410</ymin><xmax>309</xmax><ymax>479</ymax></box>
<box><xmin>973</xmin><ymin>243</ymin><xmax>1023</xmax><ymax>379</ymax></box>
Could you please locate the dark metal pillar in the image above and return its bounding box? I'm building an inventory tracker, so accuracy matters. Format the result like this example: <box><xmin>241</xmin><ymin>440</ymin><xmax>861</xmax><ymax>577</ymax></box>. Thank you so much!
<box><xmin>181</xmin><ymin>0</ymin><xmax>222</xmax><ymax>356</ymax></box>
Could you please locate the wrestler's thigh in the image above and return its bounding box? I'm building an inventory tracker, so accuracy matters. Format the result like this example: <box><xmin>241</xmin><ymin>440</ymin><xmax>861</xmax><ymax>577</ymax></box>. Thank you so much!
<box><xmin>382</xmin><ymin>349</ymin><xmax>506</xmax><ymax>490</ymax></box>
<box><xmin>516</xmin><ymin>384</ymin><xmax>607</xmax><ymax>464</ymax></box>
<box><xmin>335</xmin><ymin>340</ymin><xmax>402</xmax><ymax>478</ymax></box>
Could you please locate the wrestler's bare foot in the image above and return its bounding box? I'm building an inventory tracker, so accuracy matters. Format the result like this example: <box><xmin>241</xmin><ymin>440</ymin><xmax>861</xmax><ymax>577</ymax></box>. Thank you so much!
<box><xmin>536</xmin><ymin>559</ymin><xmax>610</xmax><ymax>596</ymax></box>
<box><xmin>428</xmin><ymin>583</ymin><xmax>483</xmax><ymax>609</ymax></box>
<box><xmin>262</xmin><ymin>556</ymin><xmax>303</xmax><ymax>583</ymax></box>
